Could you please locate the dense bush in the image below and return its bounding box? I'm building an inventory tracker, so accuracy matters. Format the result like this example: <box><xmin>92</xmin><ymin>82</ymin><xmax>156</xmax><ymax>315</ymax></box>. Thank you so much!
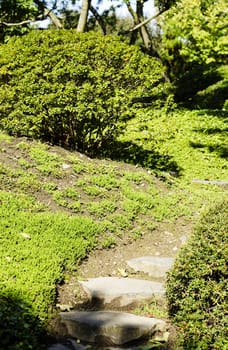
<box><xmin>166</xmin><ymin>200</ymin><xmax>228</xmax><ymax>349</ymax></box>
<box><xmin>0</xmin><ymin>30</ymin><xmax>165</xmax><ymax>154</ymax></box>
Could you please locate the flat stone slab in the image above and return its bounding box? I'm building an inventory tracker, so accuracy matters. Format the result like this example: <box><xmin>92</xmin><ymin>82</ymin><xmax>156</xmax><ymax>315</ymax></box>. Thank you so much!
<box><xmin>47</xmin><ymin>345</ymin><xmax>71</xmax><ymax>350</ymax></box>
<box><xmin>61</xmin><ymin>311</ymin><xmax>167</xmax><ymax>345</ymax></box>
<box><xmin>192</xmin><ymin>179</ymin><xmax>228</xmax><ymax>186</ymax></box>
<box><xmin>79</xmin><ymin>277</ymin><xmax>165</xmax><ymax>307</ymax></box>
<box><xmin>126</xmin><ymin>256</ymin><xmax>174</xmax><ymax>278</ymax></box>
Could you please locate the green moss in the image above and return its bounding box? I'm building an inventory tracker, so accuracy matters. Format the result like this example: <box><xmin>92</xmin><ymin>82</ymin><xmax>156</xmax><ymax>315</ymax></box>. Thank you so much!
<box><xmin>29</xmin><ymin>144</ymin><xmax>63</xmax><ymax>176</ymax></box>
<box><xmin>0</xmin><ymin>191</ymin><xmax>99</xmax><ymax>320</ymax></box>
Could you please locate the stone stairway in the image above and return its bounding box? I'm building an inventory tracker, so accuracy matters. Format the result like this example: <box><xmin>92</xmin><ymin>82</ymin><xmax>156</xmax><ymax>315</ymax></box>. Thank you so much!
<box><xmin>48</xmin><ymin>256</ymin><xmax>174</xmax><ymax>350</ymax></box>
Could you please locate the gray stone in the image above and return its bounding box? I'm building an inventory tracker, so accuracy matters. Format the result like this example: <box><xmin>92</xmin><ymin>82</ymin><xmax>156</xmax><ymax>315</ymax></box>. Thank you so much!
<box><xmin>47</xmin><ymin>340</ymin><xmax>87</xmax><ymax>350</ymax></box>
<box><xmin>47</xmin><ymin>344</ymin><xmax>71</xmax><ymax>350</ymax></box>
<box><xmin>126</xmin><ymin>256</ymin><xmax>174</xmax><ymax>278</ymax></box>
<box><xmin>192</xmin><ymin>179</ymin><xmax>228</xmax><ymax>186</ymax></box>
<box><xmin>79</xmin><ymin>277</ymin><xmax>165</xmax><ymax>307</ymax></box>
<box><xmin>61</xmin><ymin>310</ymin><xmax>167</xmax><ymax>345</ymax></box>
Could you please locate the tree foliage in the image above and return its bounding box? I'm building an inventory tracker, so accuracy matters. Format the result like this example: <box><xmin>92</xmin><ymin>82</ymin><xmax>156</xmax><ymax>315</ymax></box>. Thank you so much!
<box><xmin>160</xmin><ymin>0</ymin><xmax>228</xmax><ymax>103</ymax></box>
<box><xmin>0</xmin><ymin>30</ymin><xmax>166</xmax><ymax>155</ymax></box>
<box><xmin>0</xmin><ymin>0</ymin><xmax>38</xmax><ymax>41</ymax></box>
<box><xmin>162</xmin><ymin>0</ymin><xmax>227</xmax><ymax>67</ymax></box>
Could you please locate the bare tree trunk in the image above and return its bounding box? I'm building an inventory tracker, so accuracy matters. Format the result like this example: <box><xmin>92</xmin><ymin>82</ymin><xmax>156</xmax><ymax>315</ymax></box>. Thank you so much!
<box><xmin>34</xmin><ymin>0</ymin><xmax>62</xmax><ymax>28</ymax></box>
<box><xmin>136</xmin><ymin>0</ymin><xmax>152</xmax><ymax>50</ymax></box>
<box><xmin>123</xmin><ymin>0</ymin><xmax>151</xmax><ymax>49</ymax></box>
<box><xmin>123</xmin><ymin>0</ymin><xmax>138</xmax><ymax>44</ymax></box>
<box><xmin>77</xmin><ymin>0</ymin><xmax>91</xmax><ymax>32</ymax></box>
<box><xmin>89</xmin><ymin>5</ymin><xmax>106</xmax><ymax>34</ymax></box>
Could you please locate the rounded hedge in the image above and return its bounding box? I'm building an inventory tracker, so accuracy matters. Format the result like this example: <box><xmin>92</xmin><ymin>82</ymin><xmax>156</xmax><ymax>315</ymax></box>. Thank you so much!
<box><xmin>166</xmin><ymin>200</ymin><xmax>228</xmax><ymax>349</ymax></box>
<box><xmin>0</xmin><ymin>30</ymin><xmax>165</xmax><ymax>154</ymax></box>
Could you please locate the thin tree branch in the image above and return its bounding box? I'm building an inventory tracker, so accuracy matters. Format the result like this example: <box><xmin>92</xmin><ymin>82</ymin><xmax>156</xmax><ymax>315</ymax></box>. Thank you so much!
<box><xmin>34</xmin><ymin>0</ymin><xmax>63</xmax><ymax>28</ymax></box>
<box><xmin>0</xmin><ymin>3</ymin><xmax>62</xmax><ymax>29</ymax></box>
<box><xmin>123</xmin><ymin>0</ymin><xmax>138</xmax><ymax>23</ymax></box>
<box><xmin>89</xmin><ymin>5</ymin><xmax>106</xmax><ymax>34</ymax></box>
<box><xmin>43</xmin><ymin>7</ymin><xmax>62</xmax><ymax>28</ymax></box>
<box><xmin>0</xmin><ymin>14</ymin><xmax>45</xmax><ymax>27</ymax></box>
<box><xmin>120</xmin><ymin>9</ymin><xmax>165</xmax><ymax>34</ymax></box>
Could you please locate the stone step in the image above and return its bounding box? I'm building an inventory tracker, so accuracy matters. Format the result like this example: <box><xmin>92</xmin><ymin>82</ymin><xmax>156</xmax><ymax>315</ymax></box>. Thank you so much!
<box><xmin>61</xmin><ymin>310</ymin><xmax>168</xmax><ymax>346</ymax></box>
<box><xmin>78</xmin><ymin>277</ymin><xmax>165</xmax><ymax>308</ymax></box>
<box><xmin>126</xmin><ymin>256</ymin><xmax>174</xmax><ymax>279</ymax></box>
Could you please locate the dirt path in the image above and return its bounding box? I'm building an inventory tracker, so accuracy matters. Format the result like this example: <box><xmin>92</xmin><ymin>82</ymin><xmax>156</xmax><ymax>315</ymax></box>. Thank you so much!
<box><xmin>57</xmin><ymin>218</ymin><xmax>193</xmax><ymax>307</ymax></box>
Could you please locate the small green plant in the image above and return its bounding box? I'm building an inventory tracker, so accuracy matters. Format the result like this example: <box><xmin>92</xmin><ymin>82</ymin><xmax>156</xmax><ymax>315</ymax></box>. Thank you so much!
<box><xmin>16</xmin><ymin>172</ymin><xmax>41</xmax><ymax>192</ymax></box>
<box><xmin>67</xmin><ymin>201</ymin><xmax>81</xmax><ymax>213</ymax></box>
<box><xmin>87</xmin><ymin>174</ymin><xmax>119</xmax><ymax>190</ymax></box>
<box><xmin>134</xmin><ymin>298</ymin><xmax>168</xmax><ymax>319</ymax></box>
<box><xmin>17</xmin><ymin>158</ymin><xmax>31</xmax><ymax>169</ymax></box>
<box><xmin>43</xmin><ymin>182</ymin><xmax>58</xmax><ymax>192</ymax></box>
<box><xmin>0</xmin><ymin>131</ymin><xmax>11</xmax><ymax>142</ymax></box>
<box><xmin>29</xmin><ymin>144</ymin><xmax>63</xmax><ymax>176</ymax></box>
<box><xmin>121</xmin><ymin>199</ymin><xmax>141</xmax><ymax>219</ymax></box>
<box><xmin>122</xmin><ymin>170</ymin><xmax>144</xmax><ymax>184</ymax></box>
<box><xmin>101</xmin><ymin>234</ymin><xmax>116</xmax><ymax>248</ymax></box>
<box><xmin>62</xmin><ymin>187</ymin><xmax>79</xmax><ymax>200</ymax></box>
<box><xmin>122</xmin><ymin>186</ymin><xmax>155</xmax><ymax>211</ymax></box>
<box><xmin>87</xmin><ymin>199</ymin><xmax>117</xmax><ymax>218</ymax></box>
<box><xmin>73</xmin><ymin>162</ymin><xmax>87</xmax><ymax>174</ymax></box>
<box><xmin>106</xmin><ymin>213</ymin><xmax>131</xmax><ymax>229</ymax></box>
<box><xmin>16</xmin><ymin>141</ymin><xmax>31</xmax><ymax>151</ymax></box>
<box><xmin>81</xmin><ymin>184</ymin><xmax>106</xmax><ymax>197</ymax></box>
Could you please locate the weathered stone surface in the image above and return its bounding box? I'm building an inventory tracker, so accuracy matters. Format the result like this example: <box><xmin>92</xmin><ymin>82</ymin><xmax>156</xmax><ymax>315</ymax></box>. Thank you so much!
<box><xmin>47</xmin><ymin>339</ymin><xmax>86</xmax><ymax>350</ymax></box>
<box><xmin>47</xmin><ymin>344</ymin><xmax>71</xmax><ymax>350</ymax></box>
<box><xmin>79</xmin><ymin>277</ymin><xmax>165</xmax><ymax>307</ymax></box>
<box><xmin>61</xmin><ymin>311</ymin><xmax>167</xmax><ymax>345</ymax></box>
<box><xmin>126</xmin><ymin>256</ymin><xmax>174</xmax><ymax>278</ymax></box>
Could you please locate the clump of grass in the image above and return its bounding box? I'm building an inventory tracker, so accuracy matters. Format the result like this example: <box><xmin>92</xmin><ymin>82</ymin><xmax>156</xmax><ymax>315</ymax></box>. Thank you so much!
<box><xmin>86</xmin><ymin>199</ymin><xmax>117</xmax><ymax>218</ymax></box>
<box><xmin>29</xmin><ymin>144</ymin><xmax>63</xmax><ymax>176</ymax></box>
<box><xmin>16</xmin><ymin>172</ymin><xmax>42</xmax><ymax>192</ymax></box>
<box><xmin>134</xmin><ymin>298</ymin><xmax>168</xmax><ymax>319</ymax></box>
<box><xmin>0</xmin><ymin>131</ymin><xmax>11</xmax><ymax>142</ymax></box>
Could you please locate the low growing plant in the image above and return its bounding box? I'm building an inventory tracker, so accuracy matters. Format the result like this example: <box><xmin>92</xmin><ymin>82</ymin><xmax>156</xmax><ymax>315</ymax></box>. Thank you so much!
<box><xmin>0</xmin><ymin>191</ymin><xmax>99</xmax><ymax>330</ymax></box>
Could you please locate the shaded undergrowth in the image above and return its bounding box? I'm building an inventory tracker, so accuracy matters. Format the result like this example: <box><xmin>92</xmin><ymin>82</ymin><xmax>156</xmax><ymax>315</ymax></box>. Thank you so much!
<box><xmin>101</xmin><ymin>140</ymin><xmax>182</xmax><ymax>177</ymax></box>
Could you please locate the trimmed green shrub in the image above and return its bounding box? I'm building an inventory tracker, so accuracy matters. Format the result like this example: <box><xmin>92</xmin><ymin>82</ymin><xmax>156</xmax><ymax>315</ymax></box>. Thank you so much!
<box><xmin>166</xmin><ymin>200</ymin><xmax>228</xmax><ymax>349</ymax></box>
<box><xmin>0</xmin><ymin>30</ymin><xmax>165</xmax><ymax>154</ymax></box>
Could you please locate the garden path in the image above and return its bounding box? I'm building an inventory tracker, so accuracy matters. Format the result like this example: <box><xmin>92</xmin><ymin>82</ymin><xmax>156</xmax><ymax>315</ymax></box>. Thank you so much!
<box><xmin>47</xmin><ymin>219</ymin><xmax>192</xmax><ymax>350</ymax></box>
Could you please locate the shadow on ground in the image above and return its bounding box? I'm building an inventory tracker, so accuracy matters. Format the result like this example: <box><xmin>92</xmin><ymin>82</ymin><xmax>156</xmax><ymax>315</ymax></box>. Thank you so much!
<box><xmin>100</xmin><ymin>140</ymin><xmax>182</xmax><ymax>177</ymax></box>
<box><xmin>0</xmin><ymin>293</ymin><xmax>49</xmax><ymax>350</ymax></box>
<box><xmin>190</xmin><ymin>111</ymin><xmax>228</xmax><ymax>159</ymax></box>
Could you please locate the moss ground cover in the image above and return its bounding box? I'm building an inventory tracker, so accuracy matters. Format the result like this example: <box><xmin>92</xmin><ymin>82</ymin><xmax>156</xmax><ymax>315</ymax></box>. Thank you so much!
<box><xmin>0</xmin><ymin>192</ymin><xmax>99</xmax><ymax>316</ymax></box>
<box><xmin>121</xmin><ymin>109</ymin><xmax>227</xmax><ymax>181</ymax></box>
